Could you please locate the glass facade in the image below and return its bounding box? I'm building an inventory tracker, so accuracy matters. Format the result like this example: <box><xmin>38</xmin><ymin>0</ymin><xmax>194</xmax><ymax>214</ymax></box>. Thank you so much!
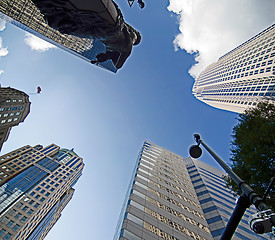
<box><xmin>193</xmin><ymin>24</ymin><xmax>275</xmax><ymax>113</ymax></box>
<box><xmin>0</xmin><ymin>144</ymin><xmax>84</xmax><ymax>240</ymax></box>
<box><xmin>0</xmin><ymin>0</ymin><xmax>117</xmax><ymax>73</ymax></box>
<box><xmin>184</xmin><ymin>158</ymin><xmax>269</xmax><ymax>240</ymax></box>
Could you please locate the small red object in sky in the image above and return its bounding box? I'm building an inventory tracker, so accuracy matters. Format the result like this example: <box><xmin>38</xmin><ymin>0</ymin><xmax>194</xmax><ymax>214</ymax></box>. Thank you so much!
<box><xmin>37</xmin><ymin>86</ymin><xmax>41</xmax><ymax>94</ymax></box>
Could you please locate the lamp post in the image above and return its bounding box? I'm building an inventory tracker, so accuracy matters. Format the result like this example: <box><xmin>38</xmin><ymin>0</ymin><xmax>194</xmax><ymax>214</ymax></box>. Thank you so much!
<box><xmin>189</xmin><ymin>134</ymin><xmax>274</xmax><ymax>240</ymax></box>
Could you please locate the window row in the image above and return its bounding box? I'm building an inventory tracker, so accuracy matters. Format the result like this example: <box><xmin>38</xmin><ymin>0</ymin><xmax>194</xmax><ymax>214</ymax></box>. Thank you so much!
<box><xmin>0</xmin><ymin>106</ymin><xmax>23</xmax><ymax>111</ymax></box>
<box><xmin>5</xmin><ymin>99</ymin><xmax>23</xmax><ymax>103</ymax></box>
<box><xmin>0</xmin><ymin>118</ymin><xmax>19</xmax><ymax>124</ymax></box>
<box><xmin>0</xmin><ymin>112</ymin><xmax>21</xmax><ymax>118</ymax></box>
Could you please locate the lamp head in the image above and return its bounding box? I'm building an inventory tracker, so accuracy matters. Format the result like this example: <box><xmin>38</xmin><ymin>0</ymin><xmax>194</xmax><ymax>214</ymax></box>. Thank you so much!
<box><xmin>194</xmin><ymin>134</ymin><xmax>201</xmax><ymax>143</ymax></box>
<box><xmin>189</xmin><ymin>145</ymin><xmax>202</xmax><ymax>158</ymax></box>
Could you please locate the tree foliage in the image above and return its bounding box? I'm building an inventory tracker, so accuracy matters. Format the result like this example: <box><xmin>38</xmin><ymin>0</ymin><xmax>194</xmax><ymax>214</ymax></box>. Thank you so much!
<box><xmin>225</xmin><ymin>101</ymin><xmax>275</xmax><ymax>210</ymax></box>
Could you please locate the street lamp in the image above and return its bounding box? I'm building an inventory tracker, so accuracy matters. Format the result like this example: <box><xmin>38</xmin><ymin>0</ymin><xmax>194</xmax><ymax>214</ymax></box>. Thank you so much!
<box><xmin>189</xmin><ymin>134</ymin><xmax>274</xmax><ymax>240</ymax></box>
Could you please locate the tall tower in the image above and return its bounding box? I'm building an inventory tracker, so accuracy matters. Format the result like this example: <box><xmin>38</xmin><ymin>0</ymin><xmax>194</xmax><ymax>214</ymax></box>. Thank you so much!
<box><xmin>114</xmin><ymin>141</ymin><xmax>213</xmax><ymax>240</ymax></box>
<box><xmin>184</xmin><ymin>158</ymin><xmax>267</xmax><ymax>240</ymax></box>
<box><xmin>0</xmin><ymin>0</ymin><xmax>117</xmax><ymax>72</ymax></box>
<box><xmin>193</xmin><ymin>24</ymin><xmax>275</xmax><ymax>113</ymax></box>
<box><xmin>114</xmin><ymin>141</ymin><xmax>269</xmax><ymax>240</ymax></box>
<box><xmin>0</xmin><ymin>144</ymin><xmax>84</xmax><ymax>240</ymax></box>
<box><xmin>0</xmin><ymin>87</ymin><xmax>30</xmax><ymax>151</ymax></box>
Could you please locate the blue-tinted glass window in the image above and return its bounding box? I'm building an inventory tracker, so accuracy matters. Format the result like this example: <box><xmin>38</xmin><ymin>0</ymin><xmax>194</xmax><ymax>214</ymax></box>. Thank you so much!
<box><xmin>3</xmin><ymin>233</ymin><xmax>11</xmax><ymax>240</ymax></box>
<box><xmin>0</xmin><ymin>229</ymin><xmax>5</xmax><ymax>237</ymax></box>
<box><xmin>20</xmin><ymin>216</ymin><xmax>27</xmax><ymax>222</ymax></box>
<box><xmin>6</xmin><ymin>220</ymin><xmax>14</xmax><ymax>227</ymax></box>
<box><xmin>15</xmin><ymin>213</ymin><xmax>21</xmax><ymax>219</ymax></box>
<box><xmin>12</xmin><ymin>224</ymin><xmax>19</xmax><ymax>231</ymax></box>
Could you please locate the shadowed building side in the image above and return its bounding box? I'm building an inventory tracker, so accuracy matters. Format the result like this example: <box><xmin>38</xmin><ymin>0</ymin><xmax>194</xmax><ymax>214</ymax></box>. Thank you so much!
<box><xmin>0</xmin><ymin>87</ymin><xmax>31</xmax><ymax>152</ymax></box>
<box><xmin>0</xmin><ymin>0</ymin><xmax>117</xmax><ymax>72</ymax></box>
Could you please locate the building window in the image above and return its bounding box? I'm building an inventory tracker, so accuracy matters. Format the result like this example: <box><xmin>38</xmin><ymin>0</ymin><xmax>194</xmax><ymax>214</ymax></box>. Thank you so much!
<box><xmin>22</xmin><ymin>206</ymin><xmax>28</xmax><ymax>212</ymax></box>
<box><xmin>35</xmin><ymin>195</ymin><xmax>40</xmax><ymax>199</ymax></box>
<box><xmin>18</xmin><ymin>106</ymin><xmax>23</xmax><ymax>110</ymax></box>
<box><xmin>34</xmin><ymin>203</ymin><xmax>39</xmax><ymax>208</ymax></box>
<box><xmin>14</xmin><ymin>213</ymin><xmax>21</xmax><ymax>219</ymax></box>
<box><xmin>0</xmin><ymin>108</ymin><xmax>4</xmax><ymax>112</ymax></box>
<box><xmin>9</xmin><ymin>209</ymin><xmax>16</xmax><ymax>216</ymax></box>
<box><xmin>20</xmin><ymin>216</ymin><xmax>27</xmax><ymax>223</ymax></box>
<box><xmin>27</xmin><ymin>209</ymin><xmax>33</xmax><ymax>215</ymax></box>
<box><xmin>0</xmin><ymin>229</ymin><xmax>6</xmax><ymax>237</ymax></box>
<box><xmin>1</xmin><ymin>217</ymin><xmax>9</xmax><ymax>224</ymax></box>
<box><xmin>12</xmin><ymin>224</ymin><xmax>20</xmax><ymax>231</ymax></box>
<box><xmin>3</xmin><ymin>233</ymin><xmax>12</xmax><ymax>240</ymax></box>
<box><xmin>6</xmin><ymin>220</ymin><xmax>14</xmax><ymax>228</ymax></box>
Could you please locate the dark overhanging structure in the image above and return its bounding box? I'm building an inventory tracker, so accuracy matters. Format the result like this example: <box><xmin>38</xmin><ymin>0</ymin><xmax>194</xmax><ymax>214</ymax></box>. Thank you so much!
<box><xmin>31</xmin><ymin>0</ymin><xmax>141</xmax><ymax>69</ymax></box>
<box><xmin>0</xmin><ymin>0</ymin><xmax>141</xmax><ymax>72</ymax></box>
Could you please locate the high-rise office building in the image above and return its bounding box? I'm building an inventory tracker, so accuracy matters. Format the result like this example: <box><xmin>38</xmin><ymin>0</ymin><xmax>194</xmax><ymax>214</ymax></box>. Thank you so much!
<box><xmin>0</xmin><ymin>87</ymin><xmax>31</xmax><ymax>151</ymax></box>
<box><xmin>184</xmin><ymin>158</ymin><xmax>269</xmax><ymax>240</ymax></box>
<box><xmin>0</xmin><ymin>0</ymin><xmax>117</xmax><ymax>73</ymax></box>
<box><xmin>0</xmin><ymin>144</ymin><xmax>84</xmax><ymax>240</ymax></box>
<box><xmin>114</xmin><ymin>141</ymin><xmax>269</xmax><ymax>240</ymax></box>
<box><xmin>193</xmin><ymin>24</ymin><xmax>275</xmax><ymax>113</ymax></box>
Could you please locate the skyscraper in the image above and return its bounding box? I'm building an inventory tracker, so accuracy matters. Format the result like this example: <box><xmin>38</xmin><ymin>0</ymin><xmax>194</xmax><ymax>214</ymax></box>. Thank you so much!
<box><xmin>193</xmin><ymin>24</ymin><xmax>275</xmax><ymax>113</ymax></box>
<box><xmin>0</xmin><ymin>0</ymin><xmax>117</xmax><ymax>73</ymax></box>
<box><xmin>184</xmin><ymin>158</ymin><xmax>269</xmax><ymax>240</ymax></box>
<box><xmin>0</xmin><ymin>87</ymin><xmax>31</xmax><ymax>151</ymax></box>
<box><xmin>114</xmin><ymin>141</ymin><xmax>269</xmax><ymax>240</ymax></box>
<box><xmin>0</xmin><ymin>144</ymin><xmax>84</xmax><ymax>240</ymax></box>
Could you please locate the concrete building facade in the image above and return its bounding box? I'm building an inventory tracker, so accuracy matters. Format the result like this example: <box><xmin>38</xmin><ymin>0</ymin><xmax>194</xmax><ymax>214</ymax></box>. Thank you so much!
<box><xmin>114</xmin><ymin>141</ymin><xmax>213</xmax><ymax>240</ymax></box>
<box><xmin>0</xmin><ymin>87</ymin><xmax>31</xmax><ymax>151</ymax></box>
<box><xmin>193</xmin><ymin>24</ymin><xmax>275</xmax><ymax>113</ymax></box>
<box><xmin>114</xmin><ymin>142</ymin><xmax>269</xmax><ymax>240</ymax></box>
<box><xmin>0</xmin><ymin>0</ymin><xmax>117</xmax><ymax>72</ymax></box>
<box><xmin>0</xmin><ymin>144</ymin><xmax>84</xmax><ymax>240</ymax></box>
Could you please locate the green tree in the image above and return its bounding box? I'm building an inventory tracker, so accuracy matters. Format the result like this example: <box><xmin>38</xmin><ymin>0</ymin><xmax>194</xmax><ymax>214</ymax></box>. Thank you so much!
<box><xmin>225</xmin><ymin>101</ymin><xmax>275</xmax><ymax>210</ymax></box>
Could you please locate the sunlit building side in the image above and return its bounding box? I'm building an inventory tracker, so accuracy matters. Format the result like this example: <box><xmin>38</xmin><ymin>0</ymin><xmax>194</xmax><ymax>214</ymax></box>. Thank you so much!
<box><xmin>0</xmin><ymin>87</ymin><xmax>30</xmax><ymax>152</ymax></box>
<box><xmin>193</xmin><ymin>24</ymin><xmax>275</xmax><ymax>113</ymax></box>
<box><xmin>0</xmin><ymin>0</ymin><xmax>117</xmax><ymax>72</ymax></box>
<box><xmin>0</xmin><ymin>144</ymin><xmax>84</xmax><ymax>240</ymax></box>
<box><xmin>114</xmin><ymin>141</ymin><xmax>213</xmax><ymax>240</ymax></box>
<box><xmin>114</xmin><ymin>141</ymin><xmax>269</xmax><ymax>240</ymax></box>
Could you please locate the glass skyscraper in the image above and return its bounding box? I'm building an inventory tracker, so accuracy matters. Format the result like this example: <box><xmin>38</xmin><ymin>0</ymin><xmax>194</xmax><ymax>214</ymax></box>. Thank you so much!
<box><xmin>114</xmin><ymin>141</ymin><xmax>269</xmax><ymax>240</ymax></box>
<box><xmin>193</xmin><ymin>24</ymin><xmax>275</xmax><ymax>113</ymax></box>
<box><xmin>0</xmin><ymin>0</ymin><xmax>117</xmax><ymax>73</ymax></box>
<box><xmin>0</xmin><ymin>144</ymin><xmax>84</xmax><ymax>240</ymax></box>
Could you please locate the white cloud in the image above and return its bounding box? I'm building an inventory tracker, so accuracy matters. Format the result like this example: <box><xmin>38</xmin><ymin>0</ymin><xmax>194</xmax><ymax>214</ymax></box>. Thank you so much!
<box><xmin>0</xmin><ymin>19</ymin><xmax>8</xmax><ymax>57</ymax></box>
<box><xmin>167</xmin><ymin>0</ymin><xmax>275</xmax><ymax>79</ymax></box>
<box><xmin>24</xmin><ymin>33</ymin><xmax>56</xmax><ymax>52</ymax></box>
<box><xmin>0</xmin><ymin>70</ymin><xmax>3</xmax><ymax>76</ymax></box>
<box><xmin>0</xmin><ymin>19</ymin><xmax>6</xmax><ymax>31</ymax></box>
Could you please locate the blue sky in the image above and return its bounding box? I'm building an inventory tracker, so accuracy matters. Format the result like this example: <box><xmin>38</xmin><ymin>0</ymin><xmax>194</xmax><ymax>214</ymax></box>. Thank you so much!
<box><xmin>0</xmin><ymin>0</ymin><xmax>274</xmax><ymax>239</ymax></box>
